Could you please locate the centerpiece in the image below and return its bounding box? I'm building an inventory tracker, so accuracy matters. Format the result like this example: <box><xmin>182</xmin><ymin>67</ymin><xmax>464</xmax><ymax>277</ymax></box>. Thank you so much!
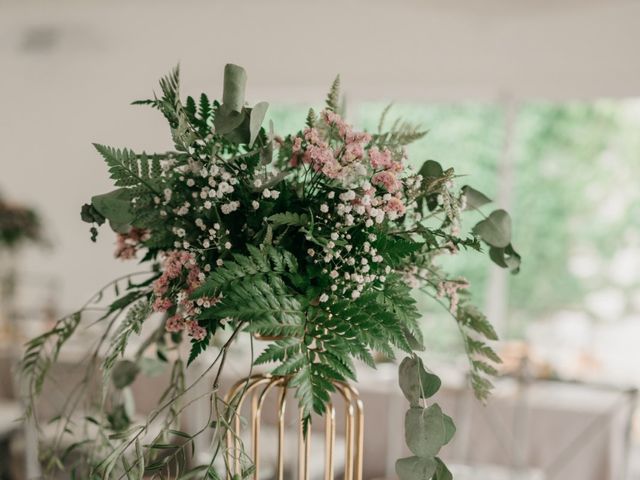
<box><xmin>0</xmin><ymin>195</ymin><xmax>42</xmax><ymax>324</ymax></box>
<box><xmin>21</xmin><ymin>64</ymin><xmax>520</xmax><ymax>479</ymax></box>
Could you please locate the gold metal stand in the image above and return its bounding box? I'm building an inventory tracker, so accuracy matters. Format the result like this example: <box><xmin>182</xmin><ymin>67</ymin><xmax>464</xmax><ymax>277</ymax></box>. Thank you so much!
<box><xmin>224</xmin><ymin>374</ymin><xmax>364</xmax><ymax>480</ymax></box>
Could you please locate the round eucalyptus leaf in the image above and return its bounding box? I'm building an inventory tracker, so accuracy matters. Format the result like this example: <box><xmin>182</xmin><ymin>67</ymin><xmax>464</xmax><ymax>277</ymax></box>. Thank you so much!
<box><xmin>489</xmin><ymin>246</ymin><xmax>508</xmax><ymax>268</ymax></box>
<box><xmin>489</xmin><ymin>244</ymin><xmax>521</xmax><ymax>273</ymax></box>
<box><xmin>399</xmin><ymin>357</ymin><xmax>441</xmax><ymax>405</ymax></box>
<box><xmin>395</xmin><ymin>456</ymin><xmax>438</xmax><ymax>480</ymax></box>
<box><xmin>405</xmin><ymin>404</ymin><xmax>456</xmax><ymax>457</ymax></box>
<box><xmin>472</xmin><ymin>209</ymin><xmax>512</xmax><ymax>248</ymax></box>
<box><xmin>249</xmin><ymin>101</ymin><xmax>269</xmax><ymax>147</ymax></box>
<box><xmin>462</xmin><ymin>185</ymin><xmax>492</xmax><ymax>210</ymax></box>
<box><xmin>112</xmin><ymin>360</ymin><xmax>140</xmax><ymax>389</ymax></box>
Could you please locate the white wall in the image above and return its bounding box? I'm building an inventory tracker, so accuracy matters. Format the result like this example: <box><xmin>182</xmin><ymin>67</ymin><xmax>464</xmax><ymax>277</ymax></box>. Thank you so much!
<box><xmin>2</xmin><ymin>0</ymin><xmax>640</xmax><ymax>310</ymax></box>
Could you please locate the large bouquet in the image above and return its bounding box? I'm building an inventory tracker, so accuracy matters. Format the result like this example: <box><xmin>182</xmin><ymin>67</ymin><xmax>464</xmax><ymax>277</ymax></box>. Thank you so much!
<box><xmin>22</xmin><ymin>64</ymin><xmax>520</xmax><ymax>479</ymax></box>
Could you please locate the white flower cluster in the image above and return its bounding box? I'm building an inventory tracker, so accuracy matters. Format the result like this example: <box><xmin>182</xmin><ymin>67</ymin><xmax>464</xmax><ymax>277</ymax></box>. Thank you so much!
<box><xmin>311</xmin><ymin>197</ymin><xmax>390</xmax><ymax>302</ymax></box>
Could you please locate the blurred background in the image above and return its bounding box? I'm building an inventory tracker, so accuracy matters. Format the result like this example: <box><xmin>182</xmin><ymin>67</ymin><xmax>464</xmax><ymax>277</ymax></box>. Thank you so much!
<box><xmin>1</xmin><ymin>1</ymin><xmax>640</xmax><ymax>479</ymax></box>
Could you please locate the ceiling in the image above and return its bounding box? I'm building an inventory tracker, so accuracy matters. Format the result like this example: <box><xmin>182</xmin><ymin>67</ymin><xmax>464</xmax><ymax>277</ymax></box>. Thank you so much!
<box><xmin>2</xmin><ymin>0</ymin><xmax>640</xmax><ymax>102</ymax></box>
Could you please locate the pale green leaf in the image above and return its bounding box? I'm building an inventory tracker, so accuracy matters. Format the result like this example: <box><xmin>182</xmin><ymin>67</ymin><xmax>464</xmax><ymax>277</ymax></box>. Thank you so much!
<box><xmin>223</xmin><ymin>64</ymin><xmax>247</xmax><ymax>112</ymax></box>
<box><xmin>404</xmin><ymin>405</ymin><xmax>455</xmax><ymax>457</ymax></box>
<box><xmin>473</xmin><ymin>209</ymin><xmax>512</xmax><ymax>248</ymax></box>
<box><xmin>249</xmin><ymin>101</ymin><xmax>269</xmax><ymax>147</ymax></box>
<box><xmin>462</xmin><ymin>185</ymin><xmax>492</xmax><ymax>210</ymax></box>
<box><xmin>398</xmin><ymin>356</ymin><xmax>441</xmax><ymax>406</ymax></box>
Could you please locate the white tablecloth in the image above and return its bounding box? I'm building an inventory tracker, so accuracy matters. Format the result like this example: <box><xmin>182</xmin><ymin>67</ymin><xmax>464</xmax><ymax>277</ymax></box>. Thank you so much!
<box><xmin>356</xmin><ymin>364</ymin><xmax>636</xmax><ymax>480</ymax></box>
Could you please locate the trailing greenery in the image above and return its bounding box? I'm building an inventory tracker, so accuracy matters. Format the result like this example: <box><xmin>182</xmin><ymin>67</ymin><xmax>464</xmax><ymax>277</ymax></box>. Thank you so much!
<box><xmin>21</xmin><ymin>64</ymin><xmax>520</xmax><ymax>480</ymax></box>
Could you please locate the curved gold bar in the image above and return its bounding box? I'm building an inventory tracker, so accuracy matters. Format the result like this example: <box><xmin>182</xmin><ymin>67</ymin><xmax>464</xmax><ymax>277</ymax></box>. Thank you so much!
<box><xmin>334</xmin><ymin>383</ymin><xmax>355</xmax><ymax>480</ymax></box>
<box><xmin>298</xmin><ymin>407</ymin><xmax>313</xmax><ymax>480</ymax></box>
<box><xmin>324</xmin><ymin>403</ymin><xmax>336</xmax><ymax>480</ymax></box>
<box><xmin>223</xmin><ymin>374</ymin><xmax>363</xmax><ymax>480</ymax></box>
<box><xmin>336</xmin><ymin>383</ymin><xmax>364</xmax><ymax>480</ymax></box>
<box><xmin>224</xmin><ymin>375</ymin><xmax>273</xmax><ymax>478</ymax></box>
<box><xmin>276</xmin><ymin>380</ymin><xmax>288</xmax><ymax>480</ymax></box>
<box><xmin>254</xmin><ymin>377</ymin><xmax>285</xmax><ymax>480</ymax></box>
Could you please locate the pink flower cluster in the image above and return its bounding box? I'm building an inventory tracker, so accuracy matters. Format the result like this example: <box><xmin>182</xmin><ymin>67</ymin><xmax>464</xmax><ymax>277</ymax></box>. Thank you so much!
<box><xmin>436</xmin><ymin>279</ymin><xmax>470</xmax><ymax>314</ymax></box>
<box><xmin>290</xmin><ymin>110</ymin><xmax>372</xmax><ymax>180</ymax></box>
<box><xmin>152</xmin><ymin>251</ymin><xmax>210</xmax><ymax>340</ymax></box>
<box><xmin>114</xmin><ymin>228</ymin><xmax>149</xmax><ymax>260</ymax></box>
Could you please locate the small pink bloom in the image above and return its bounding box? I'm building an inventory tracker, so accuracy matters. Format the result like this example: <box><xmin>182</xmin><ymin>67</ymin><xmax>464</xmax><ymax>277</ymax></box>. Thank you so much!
<box><xmin>153</xmin><ymin>297</ymin><xmax>173</xmax><ymax>312</ymax></box>
<box><xmin>369</xmin><ymin>147</ymin><xmax>394</xmax><ymax>170</ymax></box>
<box><xmin>166</xmin><ymin>315</ymin><xmax>185</xmax><ymax>333</ymax></box>
<box><xmin>152</xmin><ymin>274</ymin><xmax>169</xmax><ymax>296</ymax></box>
<box><xmin>187</xmin><ymin>321</ymin><xmax>207</xmax><ymax>341</ymax></box>
<box><xmin>304</xmin><ymin>128</ymin><xmax>322</xmax><ymax>145</ymax></box>
<box><xmin>292</xmin><ymin>136</ymin><xmax>303</xmax><ymax>153</ymax></box>
<box><xmin>343</xmin><ymin>142</ymin><xmax>364</xmax><ymax>163</ymax></box>
<box><xmin>321</xmin><ymin>160</ymin><xmax>342</xmax><ymax>179</ymax></box>
<box><xmin>371</xmin><ymin>170</ymin><xmax>400</xmax><ymax>193</ymax></box>
<box><xmin>384</xmin><ymin>197</ymin><xmax>406</xmax><ymax>216</ymax></box>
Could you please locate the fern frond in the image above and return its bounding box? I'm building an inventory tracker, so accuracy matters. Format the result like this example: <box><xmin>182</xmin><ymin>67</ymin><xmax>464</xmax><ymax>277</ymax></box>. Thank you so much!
<box><xmin>373</xmin><ymin>119</ymin><xmax>428</xmax><ymax>149</ymax></box>
<box><xmin>93</xmin><ymin>144</ymin><xmax>161</xmax><ymax>192</ymax></box>
<box><xmin>212</xmin><ymin>277</ymin><xmax>304</xmax><ymax>326</ymax></box>
<box><xmin>268</xmin><ymin>212</ymin><xmax>309</xmax><ymax>228</ymax></box>
<box><xmin>456</xmin><ymin>303</ymin><xmax>501</xmax><ymax>402</ymax></box>
<box><xmin>305</xmin><ymin>108</ymin><xmax>317</xmax><ymax>128</ymax></box>
<box><xmin>103</xmin><ymin>300</ymin><xmax>150</xmax><ymax>373</ymax></box>
<box><xmin>21</xmin><ymin>311</ymin><xmax>83</xmax><ymax>407</ymax></box>
<box><xmin>325</xmin><ymin>75</ymin><xmax>341</xmax><ymax>113</ymax></box>
<box><xmin>193</xmin><ymin>247</ymin><xmax>297</xmax><ymax>298</ymax></box>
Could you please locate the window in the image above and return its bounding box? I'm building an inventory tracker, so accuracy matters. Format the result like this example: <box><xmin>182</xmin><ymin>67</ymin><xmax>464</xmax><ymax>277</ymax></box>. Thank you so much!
<box><xmin>267</xmin><ymin>100</ymin><xmax>640</xmax><ymax>382</ymax></box>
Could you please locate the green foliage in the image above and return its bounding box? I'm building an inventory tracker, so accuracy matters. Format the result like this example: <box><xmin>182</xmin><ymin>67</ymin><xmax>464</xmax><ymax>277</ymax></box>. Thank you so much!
<box><xmin>404</xmin><ymin>405</ymin><xmax>455</xmax><ymax>457</ymax></box>
<box><xmin>398</xmin><ymin>356</ymin><xmax>441</xmax><ymax>406</ymax></box>
<box><xmin>462</xmin><ymin>185</ymin><xmax>492</xmax><ymax>210</ymax></box>
<box><xmin>456</xmin><ymin>304</ymin><xmax>502</xmax><ymax>402</ymax></box>
<box><xmin>21</xmin><ymin>311</ymin><xmax>82</xmax><ymax>403</ymax></box>
<box><xmin>268</xmin><ymin>212</ymin><xmax>309</xmax><ymax>228</ymax></box>
<box><xmin>473</xmin><ymin>209</ymin><xmax>512</xmax><ymax>248</ymax></box>
<box><xmin>325</xmin><ymin>75</ymin><xmax>341</xmax><ymax>113</ymax></box>
<box><xmin>193</xmin><ymin>246</ymin><xmax>298</xmax><ymax>298</ymax></box>
<box><xmin>93</xmin><ymin>144</ymin><xmax>161</xmax><ymax>191</ymax></box>
<box><xmin>111</xmin><ymin>360</ymin><xmax>140</xmax><ymax>389</ymax></box>
<box><xmin>396</xmin><ymin>356</ymin><xmax>455</xmax><ymax>480</ymax></box>
<box><xmin>374</xmin><ymin>113</ymin><xmax>428</xmax><ymax>149</ymax></box>
<box><xmin>23</xmin><ymin>65</ymin><xmax>524</xmax><ymax>478</ymax></box>
<box><xmin>103</xmin><ymin>300</ymin><xmax>150</xmax><ymax>373</ymax></box>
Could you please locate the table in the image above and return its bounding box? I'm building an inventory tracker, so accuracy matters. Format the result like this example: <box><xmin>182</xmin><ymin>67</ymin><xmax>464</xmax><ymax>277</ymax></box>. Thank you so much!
<box><xmin>355</xmin><ymin>363</ymin><xmax>637</xmax><ymax>480</ymax></box>
<box><xmin>0</xmin><ymin>401</ymin><xmax>22</xmax><ymax>479</ymax></box>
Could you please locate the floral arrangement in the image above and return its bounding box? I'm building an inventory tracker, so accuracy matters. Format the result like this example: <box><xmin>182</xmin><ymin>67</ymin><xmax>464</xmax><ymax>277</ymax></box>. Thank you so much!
<box><xmin>0</xmin><ymin>195</ymin><xmax>41</xmax><ymax>249</ymax></box>
<box><xmin>22</xmin><ymin>64</ymin><xmax>520</xmax><ymax>479</ymax></box>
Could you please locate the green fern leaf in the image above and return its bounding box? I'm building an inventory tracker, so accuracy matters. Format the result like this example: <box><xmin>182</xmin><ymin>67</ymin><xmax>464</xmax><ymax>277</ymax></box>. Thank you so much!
<box><xmin>325</xmin><ymin>75</ymin><xmax>341</xmax><ymax>113</ymax></box>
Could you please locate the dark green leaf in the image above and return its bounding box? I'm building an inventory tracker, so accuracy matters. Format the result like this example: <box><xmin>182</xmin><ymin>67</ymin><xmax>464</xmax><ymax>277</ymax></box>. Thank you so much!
<box><xmin>395</xmin><ymin>456</ymin><xmax>438</xmax><ymax>480</ymax></box>
<box><xmin>91</xmin><ymin>188</ymin><xmax>134</xmax><ymax>233</ymax></box>
<box><xmin>434</xmin><ymin>458</ymin><xmax>453</xmax><ymax>480</ymax></box>
<box><xmin>419</xmin><ymin>160</ymin><xmax>443</xmax><ymax>178</ymax></box>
